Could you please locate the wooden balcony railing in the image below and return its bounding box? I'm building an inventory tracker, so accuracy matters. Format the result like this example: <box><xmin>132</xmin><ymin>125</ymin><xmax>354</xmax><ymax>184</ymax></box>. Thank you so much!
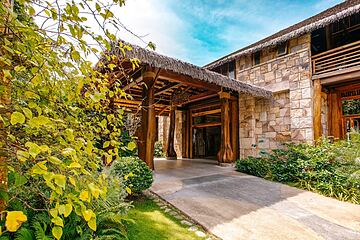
<box><xmin>312</xmin><ymin>40</ymin><xmax>360</xmax><ymax>76</ymax></box>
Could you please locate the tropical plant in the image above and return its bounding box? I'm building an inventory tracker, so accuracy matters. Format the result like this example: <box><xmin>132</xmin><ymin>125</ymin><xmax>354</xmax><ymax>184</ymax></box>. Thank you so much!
<box><xmin>236</xmin><ymin>134</ymin><xmax>360</xmax><ymax>204</ymax></box>
<box><xmin>154</xmin><ymin>141</ymin><xmax>165</xmax><ymax>158</ymax></box>
<box><xmin>111</xmin><ymin>157</ymin><xmax>153</xmax><ymax>194</ymax></box>
<box><xmin>0</xmin><ymin>0</ymin><xmax>149</xmax><ymax>238</ymax></box>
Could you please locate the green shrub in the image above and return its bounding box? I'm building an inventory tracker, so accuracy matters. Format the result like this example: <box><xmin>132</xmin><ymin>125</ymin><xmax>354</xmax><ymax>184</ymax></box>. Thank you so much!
<box><xmin>235</xmin><ymin>156</ymin><xmax>270</xmax><ymax>178</ymax></box>
<box><xmin>154</xmin><ymin>141</ymin><xmax>165</xmax><ymax>157</ymax></box>
<box><xmin>235</xmin><ymin>134</ymin><xmax>360</xmax><ymax>204</ymax></box>
<box><xmin>111</xmin><ymin>157</ymin><xmax>153</xmax><ymax>193</ymax></box>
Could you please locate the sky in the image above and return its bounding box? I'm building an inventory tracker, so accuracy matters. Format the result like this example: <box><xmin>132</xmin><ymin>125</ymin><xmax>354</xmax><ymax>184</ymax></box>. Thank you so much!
<box><xmin>115</xmin><ymin>0</ymin><xmax>343</xmax><ymax>66</ymax></box>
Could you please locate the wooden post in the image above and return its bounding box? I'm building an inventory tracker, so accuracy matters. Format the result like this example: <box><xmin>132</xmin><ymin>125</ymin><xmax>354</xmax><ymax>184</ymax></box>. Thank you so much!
<box><xmin>231</xmin><ymin>97</ymin><xmax>239</xmax><ymax>161</ymax></box>
<box><xmin>328</xmin><ymin>90</ymin><xmax>342</xmax><ymax>139</ymax></box>
<box><xmin>313</xmin><ymin>79</ymin><xmax>322</xmax><ymax>141</ymax></box>
<box><xmin>138</xmin><ymin>69</ymin><xmax>157</xmax><ymax>169</ymax></box>
<box><xmin>218</xmin><ymin>91</ymin><xmax>234</xmax><ymax>164</ymax></box>
<box><xmin>166</xmin><ymin>106</ymin><xmax>177</xmax><ymax>160</ymax></box>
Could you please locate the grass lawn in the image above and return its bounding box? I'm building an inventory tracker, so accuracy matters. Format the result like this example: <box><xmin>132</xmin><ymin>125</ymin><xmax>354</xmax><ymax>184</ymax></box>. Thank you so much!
<box><xmin>127</xmin><ymin>195</ymin><xmax>205</xmax><ymax>240</ymax></box>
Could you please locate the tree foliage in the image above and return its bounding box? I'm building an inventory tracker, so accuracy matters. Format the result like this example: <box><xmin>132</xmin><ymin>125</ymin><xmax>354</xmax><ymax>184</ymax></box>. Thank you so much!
<box><xmin>0</xmin><ymin>0</ymin><xmax>143</xmax><ymax>238</ymax></box>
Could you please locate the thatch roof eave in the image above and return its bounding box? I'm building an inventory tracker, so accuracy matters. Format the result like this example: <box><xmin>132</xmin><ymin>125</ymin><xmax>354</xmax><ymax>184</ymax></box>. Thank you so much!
<box><xmin>107</xmin><ymin>43</ymin><xmax>272</xmax><ymax>98</ymax></box>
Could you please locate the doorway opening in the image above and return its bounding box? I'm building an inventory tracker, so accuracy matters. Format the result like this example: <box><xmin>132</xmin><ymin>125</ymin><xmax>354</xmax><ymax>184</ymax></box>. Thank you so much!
<box><xmin>193</xmin><ymin>126</ymin><xmax>221</xmax><ymax>159</ymax></box>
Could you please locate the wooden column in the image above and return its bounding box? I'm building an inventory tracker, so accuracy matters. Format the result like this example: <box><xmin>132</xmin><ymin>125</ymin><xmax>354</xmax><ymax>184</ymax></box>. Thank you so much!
<box><xmin>138</xmin><ymin>69</ymin><xmax>157</xmax><ymax>169</ymax></box>
<box><xmin>218</xmin><ymin>91</ymin><xmax>234</xmax><ymax>164</ymax></box>
<box><xmin>230</xmin><ymin>97</ymin><xmax>239</xmax><ymax>161</ymax></box>
<box><xmin>313</xmin><ymin>79</ymin><xmax>323</xmax><ymax>141</ymax></box>
<box><xmin>328</xmin><ymin>90</ymin><xmax>342</xmax><ymax>139</ymax></box>
<box><xmin>166</xmin><ymin>106</ymin><xmax>177</xmax><ymax>160</ymax></box>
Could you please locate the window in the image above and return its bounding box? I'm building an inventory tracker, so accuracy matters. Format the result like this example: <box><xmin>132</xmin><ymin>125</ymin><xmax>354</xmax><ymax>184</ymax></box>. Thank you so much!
<box><xmin>228</xmin><ymin>61</ymin><xmax>235</xmax><ymax>79</ymax></box>
<box><xmin>212</xmin><ymin>61</ymin><xmax>236</xmax><ymax>78</ymax></box>
<box><xmin>277</xmin><ymin>42</ymin><xmax>288</xmax><ymax>56</ymax></box>
<box><xmin>253</xmin><ymin>51</ymin><xmax>261</xmax><ymax>65</ymax></box>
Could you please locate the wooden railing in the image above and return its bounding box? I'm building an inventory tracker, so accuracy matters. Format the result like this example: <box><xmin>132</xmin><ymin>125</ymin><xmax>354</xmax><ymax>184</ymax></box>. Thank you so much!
<box><xmin>312</xmin><ymin>40</ymin><xmax>360</xmax><ymax>76</ymax></box>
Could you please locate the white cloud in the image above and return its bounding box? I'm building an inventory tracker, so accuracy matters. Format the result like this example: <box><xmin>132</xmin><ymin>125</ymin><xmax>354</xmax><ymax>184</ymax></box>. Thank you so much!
<box><xmin>115</xmin><ymin>0</ymin><xmax>190</xmax><ymax>61</ymax></box>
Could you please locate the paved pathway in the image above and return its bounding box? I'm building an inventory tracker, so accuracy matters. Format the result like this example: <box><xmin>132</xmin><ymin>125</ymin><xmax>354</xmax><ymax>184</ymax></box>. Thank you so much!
<box><xmin>151</xmin><ymin>158</ymin><xmax>360</xmax><ymax>240</ymax></box>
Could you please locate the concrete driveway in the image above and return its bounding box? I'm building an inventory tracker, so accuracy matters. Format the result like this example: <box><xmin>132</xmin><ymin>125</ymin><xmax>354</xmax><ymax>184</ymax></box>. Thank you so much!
<box><xmin>151</xmin><ymin>159</ymin><xmax>360</xmax><ymax>240</ymax></box>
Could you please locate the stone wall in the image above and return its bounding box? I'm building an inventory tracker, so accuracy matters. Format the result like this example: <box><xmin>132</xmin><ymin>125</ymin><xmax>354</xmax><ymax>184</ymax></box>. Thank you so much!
<box><xmin>157</xmin><ymin>111</ymin><xmax>183</xmax><ymax>158</ymax></box>
<box><xmin>237</xmin><ymin>34</ymin><xmax>313</xmax><ymax>157</ymax></box>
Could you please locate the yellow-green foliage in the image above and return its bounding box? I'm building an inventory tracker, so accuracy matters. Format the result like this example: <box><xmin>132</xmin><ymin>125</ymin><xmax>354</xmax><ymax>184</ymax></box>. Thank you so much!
<box><xmin>0</xmin><ymin>0</ymin><xmax>143</xmax><ymax>238</ymax></box>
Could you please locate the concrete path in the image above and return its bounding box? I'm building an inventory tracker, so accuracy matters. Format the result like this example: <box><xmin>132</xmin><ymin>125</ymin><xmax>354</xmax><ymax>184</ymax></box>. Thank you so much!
<box><xmin>151</xmin><ymin>159</ymin><xmax>360</xmax><ymax>240</ymax></box>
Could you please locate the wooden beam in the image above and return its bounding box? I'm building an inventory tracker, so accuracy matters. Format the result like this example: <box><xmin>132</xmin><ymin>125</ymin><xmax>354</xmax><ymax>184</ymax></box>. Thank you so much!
<box><xmin>192</xmin><ymin>122</ymin><xmax>221</xmax><ymax>128</ymax></box>
<box><xmin>313</xmin><ymin>79</ymin><xmax>323</xmax><ymax>142</ymax></box>
<box><xmin>191</xmin><ymin>109</ymin><xmax>221</xmax><ymax>117</ymax></box>
<box><xmin>166</xmin><ymin>106</ymin><xmax>177</xmax><ymax>160</ymax></box>
<box><xmin>218</xmin><ymin>91</ymin><xmax>234</xmax><ymax>163</ymax></box>
<box><xmin>155</xmin><ymin>82</ymin><xmax>182</xmax><ymax>96</ymax></box>
<box><xmin>159</xmin><ymin>70</ymin><xmax>221</xmax><ymax>92</ymax></box>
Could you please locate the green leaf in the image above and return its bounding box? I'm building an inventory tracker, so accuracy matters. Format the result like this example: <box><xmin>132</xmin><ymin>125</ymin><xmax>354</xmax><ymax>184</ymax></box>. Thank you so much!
<box><xmin>49</xmin><ymin>156</ymin><xmax>62</xmax><ymax>165</ymax></box>
<box><xmin>65</xmin><ymin>128</ymin><xmax>74</xmax><ymax>142</ymax></box>
<box><xmin>103</xmin><ymin>141</ymin><xmax>110</xmax><ymax>148</ymax></box>
<box><xmin>64</xmin><ymin>204</ymin><xmax>72</xmax><ymax>217</ymax></box>
<box><xmin>25</xmin><ymin>142</ymin><xmax>42</xmax><ymax>158</ymax></box>
<box><xmin>52</xmin><ymin>216</ymin><xmax>63</xmax><ymax>227</ymax></box>
<box><xmin>10</xmin><ymin>112</ymin><xmax>25</xmax><ymax>125</ymax></box>
<box><xmin>88</xmin><ymin>217</ymin><xmax>97</xmax><ymax>231</ymax></box>
<box><xmin>95</xmin><ymin>3</ymin><xmax>101</xmax><ymax>12</ymax></box>
<box><xmin>16</xmin><ymin>150</ymin><xmax>29</xmax><ymax>162</ymax></box>
<box><xmin>22</xmin><ymin>108</ymin><xmax>33</xmax><ymax>119</ymax></box>
<box><xmin>127</xmin><ymin>141</ymin><xmax>137</xmax><ymax>151</ymax></box>
<box><xmin>54</xmin><ymin>174</ymin><xmax>66</xmax><ymax>188</ymax></box>
<box><xmin>52</xmin><ymin>226</ymin><xmax>63</xmax><ymax>240</ymax></box>
<box><xmin>62</xmin><ymin>148</ymin><xmax>76</xmax><ymax>156</ymax></box>
<box><xmin>31</xmin><ymin>74</ymin><xmax>42</xmax><ymax>86</ymax></box>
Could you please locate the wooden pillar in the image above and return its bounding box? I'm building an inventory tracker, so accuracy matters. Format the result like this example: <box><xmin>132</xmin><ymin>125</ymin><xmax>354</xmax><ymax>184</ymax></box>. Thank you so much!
<box><xmin>231</xmin><ymin>97</ymin><xmax>239</xmax><ymax>161</ymax></box>
<box><xmin>218</xmin><ymin>91</ymin><xmax>234</xmax><ymax>163</ymax></box>
<box><xmin>328</xmin><ymin>90</ymin><xmax>342</xmax><ymax>139</ymax></box>
<box><xmin>138</xmin><ymin>69</ymin><xmax>157</xmax><ymax>169</ymax></box>
<box><xmin>166</xmin><ymin>106</ymin><xmax>177</xmax><ymax>160</ymax></box>
<box><xmin>313</xmin><ymin>79</ymin><xmax>323</xmax><ymax>141</ymax></box>
<box><xmin>189</xmin><ymin>109</ymin><xmax>193</xmax><ymax>159</ymax></box>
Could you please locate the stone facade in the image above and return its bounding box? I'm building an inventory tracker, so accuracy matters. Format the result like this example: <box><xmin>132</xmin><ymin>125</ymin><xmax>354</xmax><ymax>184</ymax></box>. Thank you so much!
<box><xmin>157</xmin><ymin>111</ymin><xmax>183</xmax><ymax>158</ymax></box>
<box><xmin>237</xmin><ymin>34</ymin><xmax>314</xmax><ymax>157</ymax></box>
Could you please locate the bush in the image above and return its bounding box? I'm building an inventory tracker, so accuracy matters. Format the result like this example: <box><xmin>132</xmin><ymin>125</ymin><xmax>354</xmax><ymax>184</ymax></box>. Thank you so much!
<box><xmin>154</xmin><ymin>141</ymin><xmax>165</xmax><ymax>157</ymax></box>
<box><xmin>235</xmin><ymin>135</ymin><xmax>360</xmax><ymax>204</ymax></box>
<box><xmin>235</xmin><ymin>156</ymin><xmax>270</xmax><ymax>178</ymax></box>
<box><xmin>111</xmin><ymin>157</ymin><xmax>153</xmax><ymax>194</ymax></box>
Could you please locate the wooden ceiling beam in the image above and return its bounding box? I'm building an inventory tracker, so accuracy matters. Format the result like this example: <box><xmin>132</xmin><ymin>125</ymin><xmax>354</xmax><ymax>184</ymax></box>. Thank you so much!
<box><xmin>155</xmin><ymin>82</ymin><xmax>182</xmax><ymax>96</ymax></box>
<box><xmin>159</xmin><ymin>70</ymin><xmax>221</xmax><ymax>92</ymax></box>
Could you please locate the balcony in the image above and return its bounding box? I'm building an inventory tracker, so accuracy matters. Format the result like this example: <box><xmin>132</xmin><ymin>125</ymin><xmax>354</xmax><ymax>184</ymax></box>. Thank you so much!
<box><xmin>312</xmin><ymin>40</ymin><xmax>360</xmax><ymax>78</ymax></box>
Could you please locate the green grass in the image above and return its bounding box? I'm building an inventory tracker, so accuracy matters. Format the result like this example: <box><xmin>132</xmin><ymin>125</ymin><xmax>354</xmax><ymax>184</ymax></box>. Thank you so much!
<box><xmin>127</xmin><ymin>195</ymin><xmax>205</xmax><ymax>240</ymax></box>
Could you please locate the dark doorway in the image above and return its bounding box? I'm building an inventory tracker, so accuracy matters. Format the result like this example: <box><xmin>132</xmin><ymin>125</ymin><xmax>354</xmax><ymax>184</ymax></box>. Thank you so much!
<box><xmin>193</xmin><ymin>126</ymin><xmax>221</xmax><ymax>159</ymax></box>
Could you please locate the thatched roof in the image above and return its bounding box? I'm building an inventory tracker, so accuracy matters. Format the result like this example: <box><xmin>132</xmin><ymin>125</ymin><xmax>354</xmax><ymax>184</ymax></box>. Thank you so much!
<box><xmin>205</xmin><ymin>0</ymin><xmax>360</xmax><ymax>69</ymax></box>
<box><xmin>109</xmin><ymin>43</ymin><xmax>272</xmax><ymax>98</ymax></box>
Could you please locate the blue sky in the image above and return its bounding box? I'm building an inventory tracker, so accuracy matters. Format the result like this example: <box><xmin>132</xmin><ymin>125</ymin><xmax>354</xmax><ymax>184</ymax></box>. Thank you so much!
<box><xmin>118</xmin><ymin>0</ymin><xmax>343</xmax><ymax>66</ymax></box>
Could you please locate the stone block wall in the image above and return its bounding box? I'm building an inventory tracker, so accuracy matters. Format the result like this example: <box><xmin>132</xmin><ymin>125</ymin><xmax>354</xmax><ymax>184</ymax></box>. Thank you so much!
<box><xmin>237</xmin><ymin>34</ymin><xmax>313</xmax><ymax>157</ymax></box>
<box><xmin>157</xmin><ymin>111</ymin><xmax>183</xmax><ymax>158</ymax></box>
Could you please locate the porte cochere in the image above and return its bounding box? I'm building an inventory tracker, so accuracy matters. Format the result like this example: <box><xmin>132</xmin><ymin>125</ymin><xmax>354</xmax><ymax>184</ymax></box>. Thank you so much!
<box><xmin>102</xmin><ymin>44</ymin><xmax>271</xmax><ymax>169</ymax></box>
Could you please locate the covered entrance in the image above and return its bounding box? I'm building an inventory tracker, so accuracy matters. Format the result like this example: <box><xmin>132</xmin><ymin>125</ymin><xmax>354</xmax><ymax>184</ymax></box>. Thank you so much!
<box><xmin>101</xmin><ymin>43</ymin><xmax>271</xmax><ymax>169</ymax></box>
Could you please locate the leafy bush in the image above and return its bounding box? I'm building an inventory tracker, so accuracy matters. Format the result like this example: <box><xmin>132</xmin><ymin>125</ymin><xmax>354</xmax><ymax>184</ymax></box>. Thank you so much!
<box><xmin>154</xmin><ymin>141</ymin><xmax>165</xmax><ymax>157</ymax></box>
<box><xmin>235</xmin><ymin>156</ymin><xmax>270</xmax><ymax>178</ymax></box>
<box><xmin>111</xmin><ymin>157</ymin><xmax>153</xmax><ymax>194</ymax></box>
<box><xmin>236</xmin><ymin>134</ymin><xmax>360</xmax><ymax>204</ymax></box>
